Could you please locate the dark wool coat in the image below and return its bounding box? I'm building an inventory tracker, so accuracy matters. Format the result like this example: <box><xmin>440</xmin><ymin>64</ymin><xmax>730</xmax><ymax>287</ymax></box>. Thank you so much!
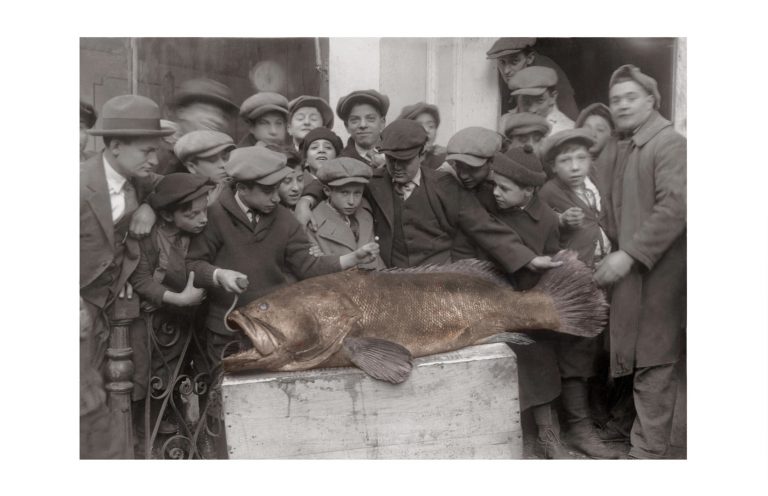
<box><xmin>186</xmin><ymin>187</ymin><xmax>341</xmax><ymax>335</ymax></box>
<box><xmin>596</xmin><ymin>111</ymin><xmax>686</xmax><ymax>377</ymax></box>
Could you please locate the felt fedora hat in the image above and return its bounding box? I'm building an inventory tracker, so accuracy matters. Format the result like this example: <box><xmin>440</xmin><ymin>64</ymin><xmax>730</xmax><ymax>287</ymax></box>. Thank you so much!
<box><xmin>88</xmin><ymin>95</ymin><xmax>174</xmax><ymax>137</ymax></box>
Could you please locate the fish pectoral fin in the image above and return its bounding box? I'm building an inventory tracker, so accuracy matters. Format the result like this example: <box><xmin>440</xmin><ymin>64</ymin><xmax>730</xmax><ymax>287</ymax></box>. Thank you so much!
<box><xmin>475</xmin><ymin>332</ymin><xmax>535</xmax><ymax>346</ymax></box>
<box><xmin>342</xmin><ymin>337</ymin><xmax>413</xmax><ymax>384</ymax></box>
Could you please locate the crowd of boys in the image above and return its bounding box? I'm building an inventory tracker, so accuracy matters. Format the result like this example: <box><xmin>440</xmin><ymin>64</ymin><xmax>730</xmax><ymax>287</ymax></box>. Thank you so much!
<box><xmin>80</xmin><ymin>37</ymin><xmax>686</xmax><ymax>460</ymax></box>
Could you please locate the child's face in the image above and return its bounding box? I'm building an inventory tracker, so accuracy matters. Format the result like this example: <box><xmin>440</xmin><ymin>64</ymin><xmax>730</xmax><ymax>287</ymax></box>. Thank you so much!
<box><xmin>278</xmin><ymin>167</ymin><xmax>305</xmax><ymax>207</ymax></box>
<box><xmin>238</xmin><ymin>182</ymin><xmax>281</xmax><ymax>215</ymax></box>
<box><xmin>453</xmin><ymin>160</ymin><xmax>490</xmax><ymax>190</ymax></box>
<box><xmin>414</xmin><ymin>113</ymin><xmax>438</xmax><ymax>146</ymax></box>
<box><xmin>552</xmin><ymin>143</ymin><xmax>592</xmax><ymax>189</ymax></box>
<box><xmin>518</xmin><ymin>90</ymin><xmax>557</xmax><ymax>118</ymax></box>
<box><xmin>250</xmin><ymin>111</ymin><xmax>287</xmax><ymax>145</ymax></box>
<box><xmin>171</xmin><ymin>196</ymin><xmax>209</xmax><ymax>234</ymax></box>
<box><xmin>324</xmin><ymin>183</ymin><xmax>365</xmax><ymax>217</ymax></box>
<box><xmin>492</xmin><ymin>173</ymin><xmax>532</xmax><ymax>209</ymax></box>
<box><xmin>188</xmin><ymin>149</ymin><xmax>231</xmax><ymax>183</ymax></box>
<box><xmin>306</xmin><ymin>139</ymin><xmax>337</xmax><ymax>175</ymax></box>
<box><xmin>582</xmin><ymin>115</ymin><xmax>612</xmax><ymax>155</ymax></box>
<box><xmin>288</xmin><ymin>106</ymin><xmax>323</xmax><ymax>142</ymax></box>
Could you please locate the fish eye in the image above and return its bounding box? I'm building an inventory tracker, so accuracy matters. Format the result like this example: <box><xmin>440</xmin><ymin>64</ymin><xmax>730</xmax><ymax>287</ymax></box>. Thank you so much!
<box><xmin>258</xmin><ymin>302</ymin><xmax>269</xmax><ymax>311</ymax></box>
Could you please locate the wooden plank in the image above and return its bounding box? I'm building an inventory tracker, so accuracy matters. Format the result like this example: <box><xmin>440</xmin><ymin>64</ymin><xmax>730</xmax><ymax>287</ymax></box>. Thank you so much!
<box><xmin>222</xmin><ymin>343</ymin><xmax>521</xmax><ymax>459</ymax></box>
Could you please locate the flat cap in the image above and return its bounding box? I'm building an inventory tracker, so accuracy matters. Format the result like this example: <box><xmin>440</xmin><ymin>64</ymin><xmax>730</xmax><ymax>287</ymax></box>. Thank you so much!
<box><xmin>486</xmin><ymin>38</ymin><xmax>537</xmax><ymax>59</ymax></box>
<box><xmin>174</xmin><ymin>130</ymin><xmax>235</xmax><ymax>162</ymax></box>
<box><xmin>288</xmin><ymin>95</ymin><xmax>334</xmax><ymax>128</ymax></box>
<box><xmin>240</xmin><ymin>92</ymin><xmax>290</xmax><ymax>122</ymax></box>
<box><xmin>224</xmin><ymin>146</ymin><xmax>290</xmax><ymax>186</ymax></box>
<box><xmin>300</xmin><ymin>127</ymin><xmax>344</xmax><ymax>158</ymax></box>
<box><xmin>540</xmin><ymin>128</ymin><xmax>597</xmax><ymax>164</ymax></box>
<box><xmin>148</xmin><ymin>173</ymin><xmax>215</xmax><ymax>211</ymax></box>
<box><xmin>336</xmin><ymin>89</ymin><xmax>390</xmax><ymax>122</ymax></box>
<box><xmin>494</xmin><ymin>149</ymin><xmax>547</xmax><ymax>187</ymax></box>
<box><xmin>509</xmin><ymin>66</ymin><xmax>558</xmax><ymax>96</ymax></box>
<box><xmin>500</xmin><ymin>112</ymin><xmax>551</xmax><ymax>138</ymax></box>
<box><xmin>379</xmin><ymin>119</ymin><xmax>428</xmax><ymax>160</ymax></box>
<box><xmin>446</xmin><ymin>127</ymin><xmax>503</xmax><ymax>167</ymax></box>
<box><xmin>80</xmin><ymin>100</ymin><xmax>98</xmax><ymax>129</ymax></box>
<box><xmin>575</xmin><ymin>102</ymin><xmax>614</xmax><ymax>130</ymax></box>
<box><xmin>88</xmin><ymin>95</ymin><xmax>174</xmax><ymax>137</ymax></box>
<box><xmin>609</xmin><ymin>64</ymin><xmax>661</xmax><ymax>110</ymax></box>
<box><xmin>172</xmin><ymin>78</ymin><xmax>238</xmax><ymax>113</ymax></box>
<box><xmin>316</xmin><ymin>157</ymin><xmax>373</xmax><ymax>187</ymax></box>
<box><xmin>397</xmin><ymin>102</ymin><xmax>441</xmax><ymax>127</ymax></box>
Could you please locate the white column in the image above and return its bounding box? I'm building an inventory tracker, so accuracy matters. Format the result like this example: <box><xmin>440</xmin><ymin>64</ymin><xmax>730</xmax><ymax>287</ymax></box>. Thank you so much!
<box><xmin>673</xmin><ymin>37</ymin><xmax>687</xmax><ymax>137</ymax></box>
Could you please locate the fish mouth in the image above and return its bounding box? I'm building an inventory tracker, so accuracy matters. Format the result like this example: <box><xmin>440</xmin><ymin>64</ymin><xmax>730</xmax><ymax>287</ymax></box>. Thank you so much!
<box><xmin>226</xmin><ymin>310</ymin><xmax>279</xmax><ymax>358</ymax></box>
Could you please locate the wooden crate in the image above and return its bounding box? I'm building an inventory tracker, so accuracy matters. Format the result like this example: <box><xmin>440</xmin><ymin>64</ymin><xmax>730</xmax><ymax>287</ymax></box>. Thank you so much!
<box><xmin>222</xmin><ymin>343</ymin><xmax>521</xmax><ymax>459</ymax></box>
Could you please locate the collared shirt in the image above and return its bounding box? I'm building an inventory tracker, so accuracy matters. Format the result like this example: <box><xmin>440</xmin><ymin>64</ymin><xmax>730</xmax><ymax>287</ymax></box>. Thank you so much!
<box><xmin>582</xmin><ymin>177</ymin><xmax>612</xmax><ymax>260</ymax></box>
<box><xmin>546</xmin><ymin>106</ymin><xmax>575</xmax><ymax>136</ymax></box>
<box><xmin>103</xmin><ymin>154</ymin><xmax>129</xmax><ymax>222</ymax></box>
<box><xmin>393</xmin><ymin>168</ymin><xmax>422</xmax><ymax>201</ymax></box>
<box><xmin>235</xmin><ymin>191</ymin><xmax>260</xmax><ymax>225</ymax></box>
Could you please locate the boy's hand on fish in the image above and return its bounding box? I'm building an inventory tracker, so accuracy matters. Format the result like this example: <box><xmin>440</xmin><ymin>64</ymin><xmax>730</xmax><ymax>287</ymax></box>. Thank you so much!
<box><xmin>525</xmin><ymin>256</ymin><xmax>564</xmax><ymax>272</ymax></box>
<box><xmin>217</xmin><ymin>269</ymin><xmax>249</xmax><ymax>294</ymax></box>
<box><xmin>294</xmin><ymin>197</ymin><xmax>319</xmax><ymax>232</ymax></box>
<box><xmin>355</xmin><ymin>242</ymin><xmax>380</xmax><ymax>263</ymax></box>
<box><xmin>309</xmin><ymin>243</ymin><xmax>324</xmax><ymax>257</ymax></box>
<box><xmin>559</xmin><ymin>207</ymin><xmax>584</xmax><ymax>229</ymax></box>
<box><xmin>129</xmin><ymin>203</ymin><xmax>156</xmax><ymax>238</ymax></box>
<box><xmin>169</xmin><ymin>272</ymin><xmax>206</xmax><ymax>307</ymax></box>
<box><xmin>593</xmin><ymin>250</ymin><xmax>634</xmax><ymax>287</ymax></box>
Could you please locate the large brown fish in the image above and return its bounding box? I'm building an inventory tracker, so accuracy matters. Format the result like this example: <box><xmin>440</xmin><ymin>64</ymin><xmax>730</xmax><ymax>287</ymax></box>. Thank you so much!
<box><xmin>224</xmin><ymin>251</ymin><xmax>607</xmax><ymax>383</ymax></box>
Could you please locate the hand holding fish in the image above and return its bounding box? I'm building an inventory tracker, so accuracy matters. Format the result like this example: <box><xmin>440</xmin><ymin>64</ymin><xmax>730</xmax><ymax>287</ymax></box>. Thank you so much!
<box><xmin>216</xmin><ymin>269</ymin><xmax>249</xmax><ymax>294</ymax></box>
<box><xmin>559</xmin><ymin>207</ymin><xmax>585</xmax><ymax>229</ymax></box>
<box><xmin>525</xmin><ymin>255</ymin><xmax>564</xmax><ymax>272</ymax></box>
<box><xmin>129</xmin><ymin>203</ymin><xmax>156</xmax><ymax>239</ymax></box>
<box><xmin>593</xmin><ymin>250</ymin><xmax>634</xmax><ymax>287</ymax></box>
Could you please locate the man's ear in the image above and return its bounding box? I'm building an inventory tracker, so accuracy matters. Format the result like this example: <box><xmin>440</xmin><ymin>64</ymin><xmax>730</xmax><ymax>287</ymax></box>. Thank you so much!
<box><xmin>107</xmin><ymin>138</ymin><xmax>121</xmax><ymax>156</ymax></box>
<box><xmin>322</xmin><ymin>185</ymin><xmax>332</xmax><ymax>198</ymax></box>
<box><xmin>550</xmin><ymin>89</ymin><xmax>559</xmax><ymax>100</ymax></box>
<box><xmin>159</xmin><ymin>210</ymin><xmax>174</xmax><ymax>223</ymax></box>
<box><xmin>525</xmin><ymin>52</ymin><xmax>536</xmax><ymax>66</ymax></box>
<box><xmin>183</xmin><ymin>159</ymin><xmax>197</xmax><ymax>174</ymax></box>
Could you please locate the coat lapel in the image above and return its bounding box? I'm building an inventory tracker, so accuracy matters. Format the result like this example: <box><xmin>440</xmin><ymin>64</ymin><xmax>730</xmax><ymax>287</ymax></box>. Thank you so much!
<box><xmin>315</xmin><ymin>202</ymin><xmax>358</xmax><ymax>251</ymax></box>
<box><xmin>367</xmin><ymin>171</ymin><xmax>394</xmax><ymax>229</ymax></box>
<box><xmin>220</xmin><ymin>188</ymin><xmax>254</xmax><ymax>231</ymax></box>
<box><xmin>82</xmin><ymin>153</ymin><xmax>115</xmax><ymax>247</ymax></box>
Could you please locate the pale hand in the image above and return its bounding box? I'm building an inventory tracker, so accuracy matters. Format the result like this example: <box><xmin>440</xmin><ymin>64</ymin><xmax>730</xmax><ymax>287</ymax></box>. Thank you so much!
<box><xmin>309</xmin><ymin>243</ymin><xmax>324</xmax><ymax>257</ymax></box>
<box><xmin>559</xmin><ymin>207</ymin><xmax>585</xmax><ymax>229</ymax></box>
<box><xmin>354</xmin><ymin>242</ymin><xmax>380</xmax><ymax>264</ymax></box>
<box><xmin>129</xmin><ymin>203</ymin><xmax>156</xmax><ymax>238</ymax></box>
<box><xmin>525</xmin><ymin>256</ymin><xmax>564</xmax><ymax>272</ymax></box>
<box><xmin>117</xmin><ymin>282</ymin><xmax>134</xmax><ymax>299</ymax></box>
<box><xmin>173</xmin><ymin>272</ymin><xmax>206</xmax><ymax>306</ymax></box>
<box><xmin>594</xmin><ymin>250</ymin><xmax>634</xmax><ymax>287</ymax></box>
<box><xmin>217</xmin><ymin>269</ymin><xmax>249</xmax><ymax>294</ymax></box>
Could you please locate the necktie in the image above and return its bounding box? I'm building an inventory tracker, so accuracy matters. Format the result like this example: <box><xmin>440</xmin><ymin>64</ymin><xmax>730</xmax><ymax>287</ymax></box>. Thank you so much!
<box><xmin>394</xmin><ymin>181</ymin><xmax>415</xmax><ymax>201</ymax></box>
<box><xmin>248</xmin><ymin>209</ymin><xmax>259</xmax><ymax>228</ymax></box>
<box><xmin>348</xmin><ymin>214</ymin><xmax>360</xmax><ymax>243</ymax></box>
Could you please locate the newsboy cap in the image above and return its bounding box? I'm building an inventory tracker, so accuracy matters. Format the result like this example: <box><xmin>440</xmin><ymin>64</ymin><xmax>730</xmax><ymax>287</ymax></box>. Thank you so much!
<box><xmin>316</xmin><ymin>157</ymin><xmax>373</xmax><ymax>187</ymax></box>
<box><xmin>486</xmin><ymin>38</ymin><xmax>537</xmax><ymax>59</ymax></box>
<box><xmin>80</xmin><ymin>100</ymin><xmax>98</xmax><ymax>129</ymax></box>
<box><xmin>446</xmin><ymin>127</ymin><xmax>503</xmax><ymax>167</ymax></box>
<box><xmin>288</xmin><ymin>95</ymin><xmax>334</xmax><ymax>128</ymax></box>
<box><xmin>148</xmin><ymin>173</ymin><xmax>215</xmax><ymax>211</ymax></box>
<box><xmin>88</xmin><ymin>95</ymin><xmax>174</xmax><ymax>137</ymax></box>
<box><xmin>172</xmin><ymin>78</ymin><xmax>238</xmax><ymax>113</ymax></box>
<box><xmin>509</xmin><ymin>66</ymin><xmax>558</xmax><ymax>96</ymax></box>
<box><xmin>575</xmin><ymin>102</ymin><xmax>615</xmax><ymax>130</ymax></box>
<box><xmin>494</xmin><ymin>148</ymin><xmax>547</xmax><ymax>187</ymax></box>
<box><xmin>300</xmin><ymin>127</ymin><xmax>344</xmax><ymax>159</ymax></box>
<box><xmin>174</xmin><ymin>130</ymin><xmax>235</xmax><ymax>163</ymax></box>
<box><xmin>609</xmin><ymin>64</ymin><xmax>661</xmax><ymax>110</ymax></box>
<box><xmin>500</xmin><ymin>112</ymin><xmax>551</xmax><ymax>138</ymax></box>
<box><xmin>224</xmin><ymin>146</ymin><xmax>290</xmax><ymax>186</ymax></box>
<box><xmin>540</xmin><ymin>128</ymin><xmax>597</xmax><ymax>164</ymax></box>
<box><xmin>379</xmin><ymin>119</ymin><xmax>428</xmax><ymax>160</ymax></box>
<box><xmin>336</xmin><ymin>90</ymin><xmax>390</xmax><ymax>122</ymax></box>
<box><xmin>397</xmin><ymin>102</ymin><xmax>441</xmax><ymax>128</ymax></box>
<box><xmin>240</xmin><ymin>92</ymin><xmax>290</xmax><ymax>122</ymax></box>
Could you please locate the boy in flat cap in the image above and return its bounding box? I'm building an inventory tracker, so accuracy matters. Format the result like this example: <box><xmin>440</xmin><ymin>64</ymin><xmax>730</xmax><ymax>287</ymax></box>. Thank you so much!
<box><xmin>80</xmin><ymin>94</ymin><xmax>172</xmax><ymax>457</ymax></box>
<box><xmin>594</xmin><ymin>65</ymin><xmax>686</xmax><ymax>459</ymax></box>
<box><xmin>336</xmin><ymin>89</ymin><xmax>389</xmax><ymax>168</ymax></box>
<box><xmin>186</xmin><ymin>146</ymin><xmax>380</xmax><ymax>366</ymax></box>
<box><xmin>499</xmin><ymin>112</ymin><xmax>551</xmax><ymax>157</ymax></box>
<box><xmin>266</xmin><ymin>145</ymin><xmax>305</xmax><ymax>211</ymax></box>
<box><xmin>397</xmin><ymin>102</ymin><xmax>446</xmax><ymax>170</ymax></box>
<box><xmin>368</xmin><ymin>119</ymin><xmax>560</xmax><ymax>274</ymax></box>
<box><xmin>238</xmin><ymin>92</ymin><xmax>290</xmax><ymax>148</ymax></box>
<box><xmin>80</xmin><ymin>100</ymin><xmax>98</xmax><ymax>163</ymax></box>
<box><xmin>171</xmin><ymin>78</ymin><xmax>238</xmax><ymax>136</ymax></box>
<box><xmin>308</xmin><ymin>157</ymin><xmax>385</xmax><ymax>270</ymax></box>
<box><xmin>486</xmin><ymin>38</ymin><xmax>578</xmax><ymax>120</ymax></box>
<box><xmin>174</xmin><ymin>130</ymin><xmax>236</xmax><ymax>205</ymax></box>
<box><xmin>128</xmin><ymin>173</ymin><xmax>212</xmax><ymax>455</ymax></box>
<box><xmin>287</xmin><ymin>95</ymin><xmax>334</xmax><ymax>151</ymax></box>
<box><xmin>507</xmin><ymin>66</ymin><xmax>574</xmax><ymax>136</ymax></box>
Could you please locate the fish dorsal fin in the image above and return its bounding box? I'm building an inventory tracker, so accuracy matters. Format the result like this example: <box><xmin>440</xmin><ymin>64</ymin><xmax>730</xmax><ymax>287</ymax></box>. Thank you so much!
<box><xmin>378</xmin><ymin>258</ymin><xmax>509</xmax><ymax>287</ymax></box>
<box><xmin>342</xmin><ymin>336</ymin><xmax>413</xmax><ymax>384</ymax></box>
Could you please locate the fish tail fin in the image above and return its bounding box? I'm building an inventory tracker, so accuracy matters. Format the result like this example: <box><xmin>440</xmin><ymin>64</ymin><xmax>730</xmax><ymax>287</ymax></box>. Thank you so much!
<box><xmin>533</xmin><ymin>250</ymin><xmax>609</xmax><ymax>338</ymax></box>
